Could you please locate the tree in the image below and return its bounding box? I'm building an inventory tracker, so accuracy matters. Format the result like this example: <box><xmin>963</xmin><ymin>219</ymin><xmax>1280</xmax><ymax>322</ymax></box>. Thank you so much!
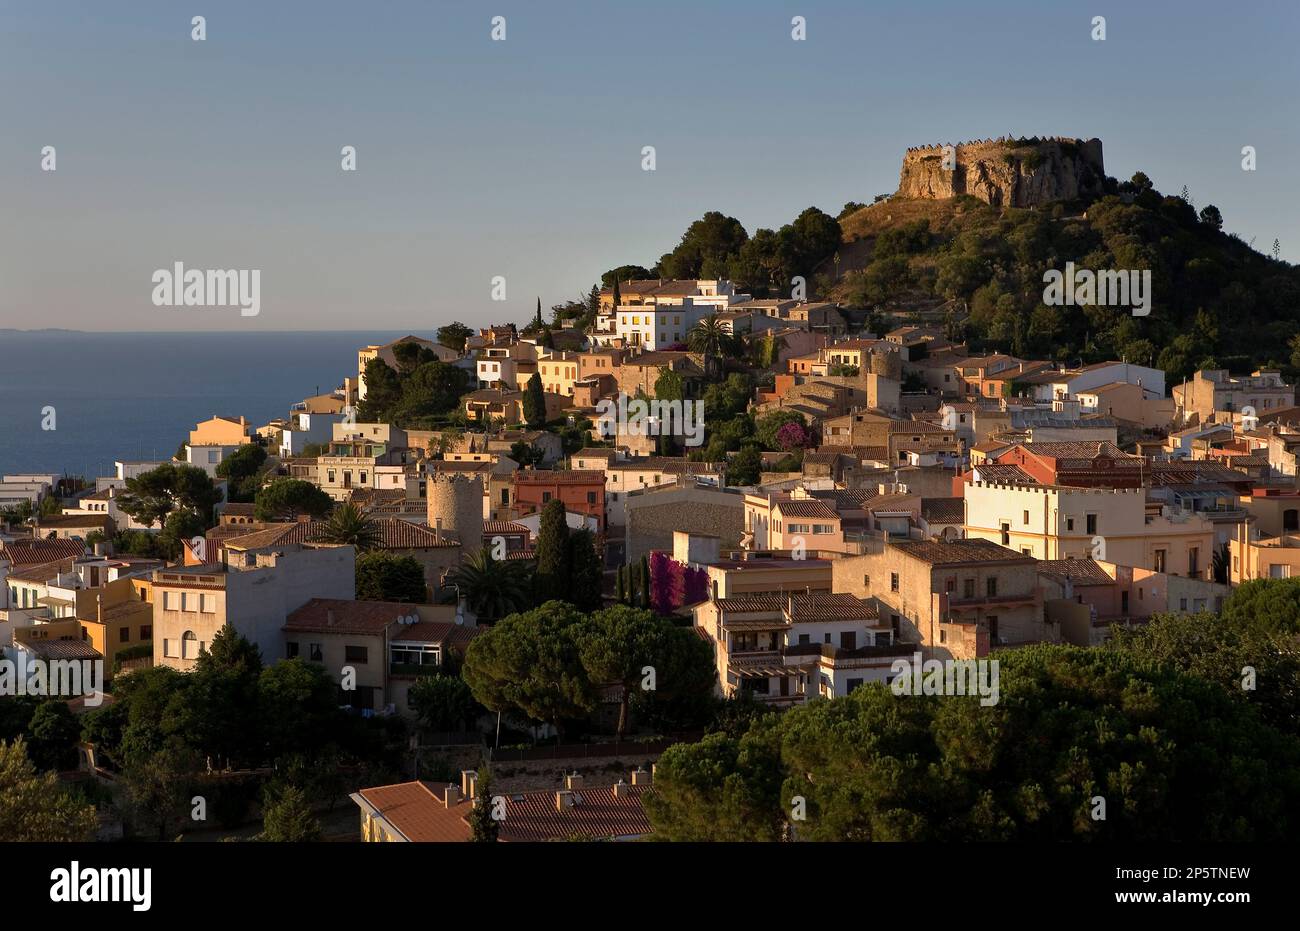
<box><xmin>775</xmin><ymin>421</ymin><xmax>810</xmax><ymax>451</ymax></box>
<box><xmin>461</xmin><ymin>602</ymin><xmax>596</xmax><ymax>738</ymax></box>
<box><xmin>508</xmin><ymin>440</ymin><xmax>545</xmax><ymax>468</ymax></box>
<box><xmin>215</xmin><ymin>444</ymin><xmax>269</xmax><ymax>502</ymax></box>
<box><xmin>567</xmin><ymin>529</ymin><xmax>604</xmax><ymax>612</ymax></box>
<box><xmin>0</xmin><ymin>738</ymin><xmax>98</xmax><ymax>842</ymax></box>
<box><xmin>123</xmin><ymin>745</ymin><xmax>201</xmax><ymax>841</ymax></box>
<box><xmin>357</xmin><ymin>357</ymin><xmax>403</xmax><ymax>421</ymax></box>
<box><xmin>1199</xmin><ymin>204</ymin><xmax>1223</xmax><ymax>231</ymax></box>
<box><xmin>261</xmin><ymin>784</ymin><xmax>323</xmax><ymax>842</ymax></box>
<box><xmin>643</xmin><ymin>728</ymin><xmax>785</xmax><ymax>842</ymax></box>
<box><xmin>447</xmin><ymin>547</ymin><xmax>533</xmax><ymax>621</ymax></box>
<box><xmin>26</xmin><ymin>701</ymin><xmax>82</xmax><ymax>772</ymax></box>
<box><xmin>117</xmin><ymin>462</ymin><xmax>221</xmax><ymax>530</ymax></box>
<box><xmin>726</xmin><ymin>444</ymin><xmax>763</xmax><ymax>486</ymax></box>
<box><xmin>754</xmin><ymin>410</ymin><xmax>806</xmax><ymax>451</ymax></box>
<box><xmin>316</xmin><ymin>501</ymin><xmax>382</xmax><ymax>551</ymax></box>
<box><xmin>522</xmin><ymin>372</ymin><xmax>547</xmax><ymax>428</ymax></box>
<box><xmin>654</xmin><ymin>367</ymin><xmax>686</xmax><ymax>402</ymax></box>
<box><xmin>468</xmin><ymin>767</ymin><xmax>499</xmax><ymax>842</ymax></box>
<box><xmin>254</xmin><ymin>478</ymin><xmax>333</xmax><ymax>521</ymax></box>
<box><xmin>356</xmin><ymin>551</ymin><xmax>429</xmax><ymax>603</ymax></box>
<box><xmin>601</xmin><ymin>266</ymin><xmax>652</xmax><ymax>289</ymax></box>
<box><xmin>639</xmin><ymin>554</ymin><xmax>651</xmax><ymax>609</ymax></box>
<box><xmin>437</xmin><ymin>321</ymin><xmax>473</xmax><ymax>353</ymax></box>
<box><xmin>534</xmin><ymin>499</ymin><xmax>571</xmax><ymax>603</ymax></box>
<box><xmin>687</xmin><ymin>314</ymin><xmax>731</xmax><ymax>359</ymax></box>
<box><xmin>257</xmin><ymin>659</ymin><xmax>341</xmax><ymax>758</ymax></box>
<box><xmin>409</xmin><ymin>674</ymin><xmax>480</xmax><ymax>732</ymax></box>
<box><xmin>659</xmin><ymin>211</ymin><xmax>749</xmax><ymax>279</ymax></box>
<box><xmin>390</xmin><ymin>361</ymin><xmax>470</xmax><ymax>425</ymax></box>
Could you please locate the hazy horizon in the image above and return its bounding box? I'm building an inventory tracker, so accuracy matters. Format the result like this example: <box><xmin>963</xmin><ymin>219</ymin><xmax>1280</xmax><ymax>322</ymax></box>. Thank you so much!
<box><xmin>3</xmin><ymin>0</ymin><xmax>1297</xmax><ymax>333</ymax></box>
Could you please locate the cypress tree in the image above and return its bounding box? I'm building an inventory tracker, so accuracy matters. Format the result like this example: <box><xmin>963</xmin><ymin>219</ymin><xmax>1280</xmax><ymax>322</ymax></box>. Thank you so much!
<box><xmin>523</xmin><ymin>372</ymin><xmax>546</xmax><ymax>428</ymax></box>
<box><xmin>639</xmin><ymin>554</ymin><xmax>651</xmax><ymax>609</ymax></box>
<box><xmin>534</xmin><ymin>499</ymin><xmax>571</xmax><ymax>602</ymax></box>
<box><xmin>615</xmin><ymin>563</ymin><xmax>626</xmax><ymax>603</ymax></box>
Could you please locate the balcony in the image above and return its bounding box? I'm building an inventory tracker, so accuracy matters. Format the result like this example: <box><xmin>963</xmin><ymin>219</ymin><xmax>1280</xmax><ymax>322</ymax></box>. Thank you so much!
<box><xmin>389</xmin><ymin>661</ymin><xmax>441</xmax><ymax>677</ymax></box>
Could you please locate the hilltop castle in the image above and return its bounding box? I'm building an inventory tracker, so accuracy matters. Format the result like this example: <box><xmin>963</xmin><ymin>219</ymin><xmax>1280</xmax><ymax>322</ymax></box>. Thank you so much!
<box><xmin>897</xmin><ymin>136</ymin><xmax>1105</xmax><ymax>207</ymax></box>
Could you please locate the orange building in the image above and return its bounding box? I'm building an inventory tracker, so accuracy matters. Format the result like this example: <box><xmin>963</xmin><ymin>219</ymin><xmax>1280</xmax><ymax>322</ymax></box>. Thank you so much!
<box><xmin>511</xmin><ymin>470</ymin><xmax>607</xmax><ymax>532</ymax></box>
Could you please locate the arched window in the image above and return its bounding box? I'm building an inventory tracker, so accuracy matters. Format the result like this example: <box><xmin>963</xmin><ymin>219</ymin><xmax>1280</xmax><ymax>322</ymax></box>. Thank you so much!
<box><xmin>182</xmin><ymin>630</ymin><xmax>199</xmax><ymax>660</ymax></box>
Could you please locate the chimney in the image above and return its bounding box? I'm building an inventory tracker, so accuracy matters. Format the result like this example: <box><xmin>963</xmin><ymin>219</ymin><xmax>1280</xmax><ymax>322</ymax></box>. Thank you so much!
<box><xmin>564</xmin><ymin>771</ymin><xmax>583</xmax><ymax>791</ymax></box>
<box><xmin>612</xmin><ymin>779</ymin><xmax>630</xmax><ymax>798</ymax></box>
<box><xmin>555</xmin><ymin>789</ymin><xmax>575</xmax><ymax>811</ymax></box>
<box><xmin>460</xmin><ymin>769</ymin><xmax>478</xmax><ymax>800</ymax></box>
<box><xmin>631</xmin><ymin>766</ymin><xmax>651</xmax><ymax>786</ymax></box>
<box><xmin>443</xmin><ymin>784</ymin><xmax>460</xmax><ymax>808</ymax></box>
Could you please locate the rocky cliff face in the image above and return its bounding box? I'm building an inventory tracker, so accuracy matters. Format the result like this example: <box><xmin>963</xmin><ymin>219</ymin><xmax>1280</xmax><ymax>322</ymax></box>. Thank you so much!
<box><xmin>897</xmin><ymin>137</ymin><xmax>1105</xmax><ymax>207</ymax></box>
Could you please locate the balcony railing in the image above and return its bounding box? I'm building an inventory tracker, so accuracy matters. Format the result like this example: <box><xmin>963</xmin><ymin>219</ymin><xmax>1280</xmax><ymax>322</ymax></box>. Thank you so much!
<box><xmin>389</xmin><ymin>662</ymin><xmax>441</xmax><ymax>677</ymax></box>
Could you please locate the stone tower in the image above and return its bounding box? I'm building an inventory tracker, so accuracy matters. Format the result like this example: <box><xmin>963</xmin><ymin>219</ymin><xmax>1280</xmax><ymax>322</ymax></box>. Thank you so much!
<box><xmin>426</xmin><ymin>472</ymin><xmax>486</xmax><ymax>548</ymax></box>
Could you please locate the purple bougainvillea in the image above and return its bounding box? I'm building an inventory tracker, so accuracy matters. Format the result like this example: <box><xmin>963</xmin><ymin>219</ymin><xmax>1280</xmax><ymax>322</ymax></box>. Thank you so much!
<box><xmin>649</xmin><ymin>550</ymin><xmax>710</xmax><ymax>614</ymax></box>
<box><xmin>776</xmin><ymin>420</ymin><xmax>810</xmax><ymax>451</ymax></box>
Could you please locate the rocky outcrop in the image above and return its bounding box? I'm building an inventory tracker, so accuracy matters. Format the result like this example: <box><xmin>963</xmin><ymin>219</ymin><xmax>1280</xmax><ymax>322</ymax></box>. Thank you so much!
<box><xmin>897</xmin><ymin>136</ymin><xmax>1105</xmax><ymax>207</ymax></box>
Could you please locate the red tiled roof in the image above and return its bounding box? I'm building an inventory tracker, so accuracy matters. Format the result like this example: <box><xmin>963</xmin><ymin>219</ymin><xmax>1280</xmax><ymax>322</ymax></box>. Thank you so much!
<box><xmin>497</xmin><ymin>784</ymin><xmax>651</xmax><ymax>842</ymax></box>
<box><xmin>891</xmin><ymin>538</ymin><xmax>1035</xmax><ymax>566</ymax></box>
<box><xmin>774</xmin><ymin>499</ymin><xmax>840</xmax><ymax>520</ymax></box>
<box><xmin>483</xmin><ymin>520</ymin><xmax>529</xmax><ymax>535</ymax></box>
<box><xmin>356</xmin><ymin>782</ymin><xmax>472</xmax><ymax>842</ymax></box>
<box><xmin>285</xmin><ymin>598</ymin><xmax>417</xmax><ymax>634</ymax></box>
<box><xmin>0</xmin><ymin>537</ymin><xmax>86</xmax><ymax>566</ymax></box>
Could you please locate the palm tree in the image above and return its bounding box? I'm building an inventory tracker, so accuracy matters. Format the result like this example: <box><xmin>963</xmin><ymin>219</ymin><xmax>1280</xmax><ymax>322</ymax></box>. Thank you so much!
<box><xmin>687</xmin><ymin>313</ymin><xmax>728</xmax><ymax>358</ymax></box>
<box><xmin>447</xmin><ymin>547</ymin><xmax>533</xmax><ymax>621</ymax></box>
<box><xmin>316</xmin><ymin>501</ymin><xmax>382</xmax><ymax>551</ymax></box>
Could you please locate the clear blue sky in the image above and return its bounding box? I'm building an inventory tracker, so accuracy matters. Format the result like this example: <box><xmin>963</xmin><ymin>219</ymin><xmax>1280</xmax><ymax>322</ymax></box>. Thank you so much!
<box><xmin>1</xmin><ymin>0</ymin><xmax>1296</xmax><ymax>332</ymax></box>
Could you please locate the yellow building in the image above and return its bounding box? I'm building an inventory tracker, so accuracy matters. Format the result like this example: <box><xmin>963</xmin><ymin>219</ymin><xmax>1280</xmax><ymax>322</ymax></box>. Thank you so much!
<box><xmin>189</xmin><ymin>415</ymin><xmax>253</xmax><ymax>447</ymax></box>
<box><xmin>537</xmin><ymin>352</ymin><xmax>581</xmax><ymax>397</ymax></box>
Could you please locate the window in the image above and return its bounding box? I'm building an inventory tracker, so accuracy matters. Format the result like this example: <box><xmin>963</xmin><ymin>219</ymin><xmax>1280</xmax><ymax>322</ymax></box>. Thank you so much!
<box><xmin>1022</xmin><ymin>547</ymin><xmax>1032</xmax><ymax>556</ymax></box>
<box><xmin>939</xmin><ymin>629</ymin><xmax>947</xmax><ymax>644</ymax></box>
<box><xmin>862</xmin><ymin>574</ymin><xmax>870</xmax><ymax>589</ymax></box>
<box><xmin>309</xmin><ymin>643</ymin><xmax>324</xmax><ymax>662</ymax></box>
<box><xmin>586</xmin><ymin>491</ymin><xmax>597</xmax><ymax>504</ymax></box>
<box><xmin>181</xmin><ymin>630</ymin><xmax>199</xmax><ymax>660</ymax></box>
<box><xmin>874</xmin><ymin>631</ymin><xmax>891</xmax><ymax>647</ymax></box>
<box><xmin>1153</xmin><ymin>549</ymin><xmax>1167</xmax><ymax>573</ymax></box>
<box><xmin>345</xmin><ymin>645</ymin><xmax>369</xmax><ymax>664</ymax></box>
<box><xmin>163</xmin><ymin>591</ymin><xmax>178</xmax><ymax>611</ymax></box>
<box><xmin>798</xmin><ymin>634</ymin><xmax>810</xmax><ymax>645</ymax></box>
<box><xmin>846</xmin><ymin>678</ymin><xmax>864</xmax><ymax>694</ymax></box>
<box><xmin>360</xmin><ymin>471</ymin><xmax>368</xmax><ymax>484</ymax></box>
<box><xmin>1188</xmin><ymin>547</ymin><xmax>1199</xmax><ymax>576</ymax></box>
<box><xmin>1066</xmin><ymin>517</ymin><xmax>1075</xmax><ymax>531</ymax></box>
<box><xmin>986</xmin><ymin>577</ymin><xmax>998</xmax><ymax>597</ymax></box>
<box><xmin>963</xmin><ymin>578</ymin><xmax>975</xmax><ymax>599</ymax></box>
<box><xmin>812</xmin><ymin>524</ymin><xmax>832</xmax><ymax>534</ymax></box>
<box><xmin>1023</xmin><ymin>510</ymin><xmax>1030</xmax><ymax>525</ymax></box>
<box><xmin>287</xmin><ymin>641</ymin><xmax>300</xmax><ymax>659</ymax></box>
<box><xmin>839</xmin><ymin>631</ymin><xmax>857</xmax><ymax>650</ymax></box>
<box><xmin>1179</xmin><ymin>598</ymin><xmax>1188</xmax><ymax>611</ymax></box>
<box><xmin>163</xmin><ymin>638</ymin><xmax>175</xmax><ymax>658</ymax></box>
<box><xmin>200</xmin><ymin>593</ymin><xmax>216</xmax><ymax>614</ymax></box>
<box><xmin>119</xmin><ymin>627</ymin><xmax>130</xmax><ymax>643</ymax></box>
<box><xmin>1000</xmin><ymin>522</ymin><xmax>1010</xmax><ymax>546</ymax></box>
<box><xmin>542</xmin><ymin>491</ymin><xmax>552</xmax><ymax>503</ymax></box>
<box><xmin>327</xmin><ymin>470</ymin><xmax>336</xmax><ymax>483</ymax></box>
<box><xmin>987</xmin><ymin>616</ymin><xmax>999</xmax><ymax>641</ymax></box>
<box><xmin>1086</xmin><ymin>513</ymin><xmax>1098</xmax><ymax>535</ymax></box>
<box><xmin>890</xmin><ymin>572</ymin><xmax>899</xmax><ymax>592</ymax></box>
<box><xmin>945</xmin><ymin>576</ymin><xmax>955</xmax><ymax>592</ymax></box>
<box><xmin>140</xmin><ymin>625</ymin><xmax>151</xmax><ymax>640</ymax></box>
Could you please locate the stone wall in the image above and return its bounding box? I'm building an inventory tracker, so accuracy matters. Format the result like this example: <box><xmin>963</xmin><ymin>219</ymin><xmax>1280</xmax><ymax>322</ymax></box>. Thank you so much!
<box><xmin>897</xmin><ymin>136</ymin><xmax>1105</xmax><ymax>207</ymax></box>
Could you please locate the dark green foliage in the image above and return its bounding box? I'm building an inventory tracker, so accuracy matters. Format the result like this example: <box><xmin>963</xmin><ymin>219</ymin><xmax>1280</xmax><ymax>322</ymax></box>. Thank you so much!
<box><xmin>408</xmin><ymin>674</ymin><xmax>481</xmax><ymax>732</ymax></box>
<box><xmin>726</xmin><ymin>444</ymin><xmax>763</xmax><ymax>486</ymax></box>
<box><xmin>468</xmin><ymin>767</ymin><xmax>499</xmax><ymax>842</ymax></box>
<box><xmin>533</xmin><ymin>499</ymin><xmax>571</xmax><ymax>602</ymax></box>
<box><xmin>567</xmin><ymin>529</ymin><xmax>604</xmax><ymax>612</ymax></box>
<box><xmin>446</xmin><ymin>547</ymin><xmax>534</xmax><ymax>621</ymax></box>
<box><xmin>436</xmin><ymin>321</ymin><xmax>472</xmax><ymax>353</ymax></box>
<box><xmin>254</xmin><ymin>477</ymin><xmax>333</xmax><ymax>521</ymax></box>
<box><xmin>261</xmin><ymin>784</ymin><xmax>323</xmax><ymax>842</ymax></box>
<box><xmin>215</xmin><ymin>444</ymin><xmax>269</xmax><ymax>502</ymax></box>
<box><xmin>356</xmin><ymin>551</ymin><xmax>429</xmax><ymax>603</ymax></box>
<box><xmin>522</xmin><ymin>372</ymin><xmax>547</xmax><ymax>428</ymax></box>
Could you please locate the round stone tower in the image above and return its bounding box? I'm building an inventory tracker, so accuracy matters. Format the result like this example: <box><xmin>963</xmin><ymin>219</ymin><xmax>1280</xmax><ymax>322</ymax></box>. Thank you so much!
<box><xmin>426</xmin><ymin>472</ymin><xmax>486</xmax><ymax>548</ymax></box>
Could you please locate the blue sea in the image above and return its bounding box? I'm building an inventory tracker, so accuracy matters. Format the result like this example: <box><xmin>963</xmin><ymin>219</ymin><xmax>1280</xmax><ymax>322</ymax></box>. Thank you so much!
<box><xmin>0</xmin><ymin>330</ymin><xmax>428</xmax><ymax>479</ymax></box>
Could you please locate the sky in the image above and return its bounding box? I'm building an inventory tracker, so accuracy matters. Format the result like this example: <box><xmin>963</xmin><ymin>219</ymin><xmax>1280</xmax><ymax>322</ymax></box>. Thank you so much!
<box><xmin>1</xmin><ymin>0</ymin><xmax>1296</xmax><ymax>333</ymax></box>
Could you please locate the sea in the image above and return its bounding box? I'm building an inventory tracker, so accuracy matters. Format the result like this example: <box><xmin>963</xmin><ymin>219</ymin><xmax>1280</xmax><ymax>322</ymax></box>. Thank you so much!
<box><xmin>0</xmin><ymin>330</ymin><xmax>428</xmax><ymax>480</ymax></box>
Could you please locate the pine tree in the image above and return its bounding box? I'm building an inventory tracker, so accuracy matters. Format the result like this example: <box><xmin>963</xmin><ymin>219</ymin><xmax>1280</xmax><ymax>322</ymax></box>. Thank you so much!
<box><xmin>568</xmin><ymin>529</ymin><xmax>604</xmax><ymax>611</ymax></box>
<box><xmin>612</xmin><ymin>278</ymin><xmax>622</xmax><ymax>309</ymax></box>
